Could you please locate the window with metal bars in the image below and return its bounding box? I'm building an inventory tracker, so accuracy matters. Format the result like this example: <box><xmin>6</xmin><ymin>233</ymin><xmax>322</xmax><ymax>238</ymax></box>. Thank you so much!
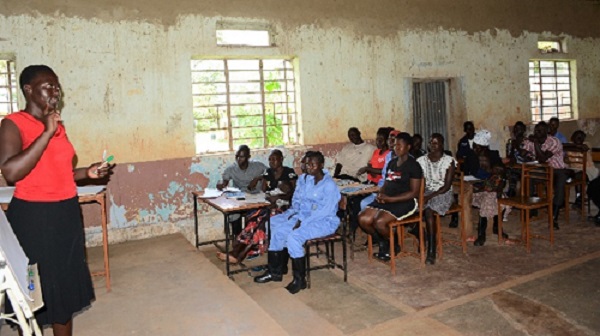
<box><xmin>0</xmin><ymin>59</ymin><xmax>18</xmax><ymax>118</ymax></box>
<box><xmin>190</xmin><ymin>59</ymin><xmax>299</xmax><ymax>153</ymax></box>
<box><xmin>529</xmin><ymin>60</ymin><xmax>573</xmax><ymax>122</ymax></box>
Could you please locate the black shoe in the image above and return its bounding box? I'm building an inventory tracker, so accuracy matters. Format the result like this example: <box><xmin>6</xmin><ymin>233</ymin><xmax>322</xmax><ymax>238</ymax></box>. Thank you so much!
<box><xmin>449</xmin><ymin>214</ymin><xmax>459</xmax><ymax>228</ymax></box>
<box><xmin>552</xmin><ymin>204</ymin><xmax>560</xmax><ymax>231</ymax></box>
<box><xmin>425</xmin><ymin>234</ymin><xmax>436</xmax><ymax>265</ymax></box>
<box><xmin>474</xmin><ymin>217</ymin><xmax>487</xmax><ymax>246</ymax></box>
<box><xmin>281</xmin><ymin>248</ymin><xmax>289</xmax><ymax>275</ymax></box>
<box><xmin>492</xmin><ymin>216</ymin><xmax>508</xmax><ymax>239</ymax></box>
<box><xmin>286</xmin><ymin>257</ymin><xmax>307</xmax><ymax>294</ymax></box>
<box><xmin>254</xmin><ymin>272</ymin><xmax>283</xmax><ymax>283</ymax></box>
<box><xmin>254</xmin><ymin>251</ymin><xmax>284</xmax><ymax>283</ymax></box>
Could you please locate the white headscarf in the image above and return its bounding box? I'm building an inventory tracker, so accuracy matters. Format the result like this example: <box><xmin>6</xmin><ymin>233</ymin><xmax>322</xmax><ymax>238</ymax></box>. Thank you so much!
<box><xmin>473</xmin><ymin>129</ymin><xmax>491</xmax><ymax>147</ymax></box>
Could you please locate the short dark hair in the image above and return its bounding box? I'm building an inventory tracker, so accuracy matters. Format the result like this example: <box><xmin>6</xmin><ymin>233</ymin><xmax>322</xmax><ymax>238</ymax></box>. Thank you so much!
<box><xmin>536</xmin><ymin>121</ymin><xmax>548</xmax><ymax>132</ymax></box>
<box><xmin>515</xmin><ymin>121</ymin><xmax>526</xmax><ymax>128</ymax></box>
<box><xmin>269</xmin><ymin>149</ymin><xmax>283</xmax><ymax>158</ymax></box>
<box><xmin>463</xmin><ymin>121</ymin><xmax>474</xmax><ymax>132</ymax></box>
<box><xmin>412</xmin><ymin>133</ymin><xmax>423</xmax><ymax>141</ymax></box>
<box><xmin>571</xmin><ymin>130</ymin><xmax>586</xmax><ymax>141</ymax></box>
<box><xmin>549</xmin><ymin>117</ymin><xmax>559</xmax><ymax>123</ymax></box>
<box><xmin>376</xmin><ymin>127</ymin><xmax>394</xmax><ymax>140</ymax></box>
<box><xmin>307</xmin><ymin>151</ymin><xmax>325</xmax><ymax>164</ymax></box>
<box><xmin>396</xmin><ymin>132</ymin><xmax>413</xmax><ymax>147</ymax></box>
<box><xmin>348</xmin><ymin>127</ymin><xmax>360</xmax><ymax>135</ymax></box>
<box><xmin>237</xmin><ymin>145</ymin><xmax>250</xmax><ymax>155</ymax></box>
<box><xmin>19</xmin><ymin>65</ymin><xmax>56</xmax><ymax>93</ymax></box>
<box><xmin>430</xmin><ymin>133</ymin><xmax>445</xmax><ymax>146</ymax></box>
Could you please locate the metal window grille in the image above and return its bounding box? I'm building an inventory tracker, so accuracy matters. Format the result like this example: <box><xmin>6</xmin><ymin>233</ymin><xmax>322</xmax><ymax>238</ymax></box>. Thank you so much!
<box><xmin>191</xmin><ymin>59</ymin><xmax>298</xmax><ymax>153</ymax></box>
<box><xmin>529</xmin><ymin>60</ymin><xmax>573</xmax><ymax>122</ymax></box>
<box><xmin>413</xmin><ymin>80</ymin><xmax>449</xmax><ymax>146</ymax></box>
<box><xmin>0</xmin><ymin>60</ymin><xmax>18</xmax><ymax>118</ymax></box>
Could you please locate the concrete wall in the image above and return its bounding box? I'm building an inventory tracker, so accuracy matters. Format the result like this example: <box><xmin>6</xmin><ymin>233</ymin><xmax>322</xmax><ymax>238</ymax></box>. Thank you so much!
<box><xmin>1</xmin><ymin>1</ymin><xmax>599</xmax><ymax>245</ymax></box>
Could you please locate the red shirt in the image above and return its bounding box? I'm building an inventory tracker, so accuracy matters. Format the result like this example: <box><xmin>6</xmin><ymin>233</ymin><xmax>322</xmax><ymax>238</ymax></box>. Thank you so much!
<box><xmin>367</xmin><ymin>149</ymin><xmax>390</xmax><ymax>184</ymax></box>
<box><xmin>5</xmin><ymin>111</ymin><xmax>77</xmax><ymax>201</ymax></box>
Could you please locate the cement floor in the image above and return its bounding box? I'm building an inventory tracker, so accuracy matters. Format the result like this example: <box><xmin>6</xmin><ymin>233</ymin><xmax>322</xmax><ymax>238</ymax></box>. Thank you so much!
<box><xmin>2</xmin><ymin>208</ymin><xmax>599</xmax><ymax>335</ymax></box>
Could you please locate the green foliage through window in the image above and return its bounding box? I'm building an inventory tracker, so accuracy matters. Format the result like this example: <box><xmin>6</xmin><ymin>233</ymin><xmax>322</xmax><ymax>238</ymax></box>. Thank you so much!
<box><xmin>191</xmin><ymin>59</ymin><xmax>298</xmax><ymax>153</ymax></box>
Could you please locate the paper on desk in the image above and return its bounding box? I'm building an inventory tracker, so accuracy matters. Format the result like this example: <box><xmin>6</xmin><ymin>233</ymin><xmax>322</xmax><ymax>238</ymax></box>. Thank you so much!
<box><xmin>200</xmin><ymin>188</ymin><xmax>223</xmax><ymax>198</ymax></box>
<box><xmin>77</xmin><ymin>185</ymin><xmax>106</xmax><ymax>196</ymax></box>
<box><xmin>243</xmin><ymin>192</ymin><xmax>270</xmax><ymax>204</ymax></box>
<box><xmin>223</xmin><ymin>187</ymin><xmax>241</xmax><ymax>192</ymax></box>
<box><xmin>463</xmin><ymin>175</ymin><xmax>481</xmax><ymax>182</ymax></box>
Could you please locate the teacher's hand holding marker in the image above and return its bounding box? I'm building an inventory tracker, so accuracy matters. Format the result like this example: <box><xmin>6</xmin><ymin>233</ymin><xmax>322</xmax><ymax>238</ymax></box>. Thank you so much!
<box><xmin>88</xmin><ymin>152</ymin><xmax>115</xmax><ymax>179</ymax></box>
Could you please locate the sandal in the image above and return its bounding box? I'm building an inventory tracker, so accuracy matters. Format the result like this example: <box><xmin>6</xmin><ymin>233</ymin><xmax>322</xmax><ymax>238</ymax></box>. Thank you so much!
<box><xmin>216</xmin><ymin>252</ymin><xmax>239</xmax><ymax>264</ymax></box>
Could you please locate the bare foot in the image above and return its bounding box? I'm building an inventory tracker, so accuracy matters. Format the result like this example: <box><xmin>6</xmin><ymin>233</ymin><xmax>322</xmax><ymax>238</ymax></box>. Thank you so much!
<box><xmin>466</xmin><ymin>236</ymin><xmax>476</xmax><ymax>242</ymax></box>
<box><xmin>216</xmin><ymin>252</ymin><xmax>239</xmax><ymax>264</ymax></box>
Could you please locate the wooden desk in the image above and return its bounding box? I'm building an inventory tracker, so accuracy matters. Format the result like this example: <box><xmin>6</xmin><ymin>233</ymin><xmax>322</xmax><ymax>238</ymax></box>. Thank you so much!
<box><xmin>192</xmin><ymin>192</ymin><xmax>272</xmax><ymax>278</ymax></box>
<box><xmin>0</xmin><ymin>186</ymin><xmax>111</xmax><ymax>292</ymax></box>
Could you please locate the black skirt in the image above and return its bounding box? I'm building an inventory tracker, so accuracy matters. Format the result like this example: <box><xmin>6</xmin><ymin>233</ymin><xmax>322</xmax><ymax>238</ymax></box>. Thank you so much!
<box><xmin>367</xmin><ymin>198</ymin><xmax>418</xmax><ymax>220</ymax></box>
<box><xmin>7</xmin><ymin>197</ymin><xmax>95</xmax><ymax>326</ymax></box>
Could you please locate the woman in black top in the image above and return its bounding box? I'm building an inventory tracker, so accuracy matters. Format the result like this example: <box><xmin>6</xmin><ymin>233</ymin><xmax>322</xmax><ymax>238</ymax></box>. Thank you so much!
<box><xmin>217</xmin><ymin>149</ymin><xmax>297</xmax><ymax>263</ymax></box>
<box><xmin>358</xmin><ymin>132</ymin><xmax>423</xmax><ymax>261</ymax></box>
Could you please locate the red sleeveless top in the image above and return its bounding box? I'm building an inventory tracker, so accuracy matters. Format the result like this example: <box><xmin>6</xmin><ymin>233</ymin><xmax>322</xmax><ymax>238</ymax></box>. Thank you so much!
<box><xmin>5</xmin><ymin>111</ymin><xmax>77</xmax><ymax>201</ymax></box>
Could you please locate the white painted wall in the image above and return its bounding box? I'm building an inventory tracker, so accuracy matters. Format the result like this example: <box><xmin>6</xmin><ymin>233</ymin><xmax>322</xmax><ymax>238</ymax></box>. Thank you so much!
<box><xmin>1</xmin><ymin>13</ymin><xmax>599</xmax><ymax>166</ymax></box>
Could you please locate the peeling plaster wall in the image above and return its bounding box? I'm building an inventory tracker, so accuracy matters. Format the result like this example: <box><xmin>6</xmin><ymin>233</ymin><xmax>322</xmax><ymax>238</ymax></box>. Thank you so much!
<box><xmin>1</xmin><ymin>1</ymin><xmax>599</xmax><ymax>245</ymax></box>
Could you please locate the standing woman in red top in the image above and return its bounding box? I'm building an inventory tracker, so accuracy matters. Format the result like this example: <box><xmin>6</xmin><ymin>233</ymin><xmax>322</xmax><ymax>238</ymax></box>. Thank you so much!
<box><xmin>0</xmin><ymin>65</ymin><xmax>113</xmax><ymax>336</ymax></box>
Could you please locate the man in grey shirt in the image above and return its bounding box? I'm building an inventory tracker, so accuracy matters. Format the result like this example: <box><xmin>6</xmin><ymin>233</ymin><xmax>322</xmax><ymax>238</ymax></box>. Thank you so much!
<box><xmin>217</xmin><ymin>145</ymin><xmax>267</xmax><ymax>234</ymax></box>
<box><xmin>218</xmin><ymin>145</ymin><xmax>267</xmax><ymax>192</ymax></box>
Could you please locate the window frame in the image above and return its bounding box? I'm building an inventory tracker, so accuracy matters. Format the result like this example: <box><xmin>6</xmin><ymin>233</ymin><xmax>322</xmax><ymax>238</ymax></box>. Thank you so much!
<box><xmin>528</xmin><ymin>59</ymin><xmax>574</xmax><ymax>122</ymax></box>
<box><xmin>190</xmin><ymin>58</ymin><xmax>300</xmax><ymax>154</ymax></box>
<box><xmin>0</xmin><ymin>59</ymin><xmax>18</xmax><ymax>118</ymax></box>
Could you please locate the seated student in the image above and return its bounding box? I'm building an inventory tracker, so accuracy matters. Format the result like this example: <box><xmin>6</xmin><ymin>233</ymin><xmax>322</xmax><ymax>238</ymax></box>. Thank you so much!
<box><xmin>358</xmin><ymin>132</ymin><xmax>423</xmax><ymax>261</ymax></box>
<box><xmin>254</xmin><ymin>151</ymin><xmax>340</xmax><ymax>295</ymax></box>
<box><xmin>457</xmin><ymin>121</ymin><xmax>476</xmax><ymax>162</ymax></box>
<box><xmin>417</xmin><ymin>133</ymin><xmax>456</xmax><ymax>265</ymax></box>
<box><xmin>521</xmin><ymin>121</ymin><xmax>569</xmax><ymax>229</ymax></box>
<box><xmin>411</xmin><ymin>134</ymin><xmax>427</xmax><ymax>159</ymax></box>
<box><xmin>506</xmin><ymin>121</ymin><xmax>532</xmax><ymax>197</ymax></box>
<box><xmin>217</xmin><ymin>149</ymin><xmax>297</xmax><ymax>264</ymax></box>
<box><xmin>464</xmin><ymin>130</ymin><xmax>507</xmax><ymax>241</ymax></box>
<box><xmin>358</xmin><ymin>127</ymin><xmax>393</xmax><ymax>185</ymax></box>
<box><xmin>343</xmin><ymin>127</ymin><xmax>394</xmax><ymax>235</ymax></box>
<box><xmin>548</xmin><ymin>117</ymin><xmax>567</xmax><ymax>144</ymax></box>
<box><xmin>334</xmin><ymin>127</ymin><xmax>376</xmax><ymax>182</ymax></box>
<box><xmin>217</xmin><ymin>145</ymin><xmax>267</xmax><ymax>235</ymax></box>
<box><xmin>471</xmin><ymin>154</ymin><xmax>510</xmax><ymax>246</ymax></box>
<box><xmin>565</xmin><ymin>130</ymin><xmax>598</xmax><ymax>208</ymax></box>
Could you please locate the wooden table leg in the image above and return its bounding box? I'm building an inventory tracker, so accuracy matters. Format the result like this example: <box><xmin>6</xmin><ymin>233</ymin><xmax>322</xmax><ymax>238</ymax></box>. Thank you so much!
<box><xmin>463</xmin><ymin>183</ymin><xmax>474</xmax><ymax>238</ymax></box>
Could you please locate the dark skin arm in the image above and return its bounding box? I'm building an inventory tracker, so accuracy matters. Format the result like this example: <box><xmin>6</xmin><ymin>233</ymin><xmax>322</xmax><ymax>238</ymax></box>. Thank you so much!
<box><xmin>0</xmin><ymin>110</ymin><xmax>111</xmax><ymax>183</ymax></box>
<box><xmin>531</xmin><ymin>138</ymin><xmax>553</xmax><ymax>163</ymax></box>
<box><xmin>216</xmin><ymin>179</ymin><xmax>230</xmax><ymax>190</ymax></box>
<box><xmin>357</xmin><ymin>163</ymin><xmax>382</xmax><ymax>176</ymax></box>
<box><xmin>375</xmin><ymin>178</ymin><xmax>420</xmax><ymax>203</ymax></box>
<box><xmin>334</xmin><ymin>163</ymin><xmax>342</xmax><ymax>177</ymax></box>
<box><xmin>266</xmin><ymin>180</ymin><xmax>296</xmax><ymax>204</ymax></box>
<box><xmin>424</xmin><ymin>163</ymin><xmax>456</xmax><ymax>202</ymax></box>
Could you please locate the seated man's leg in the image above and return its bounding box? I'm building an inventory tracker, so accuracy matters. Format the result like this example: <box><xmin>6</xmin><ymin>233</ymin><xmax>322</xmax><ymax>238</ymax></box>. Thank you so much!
<box><xmin>254</xmin><ymin>214</ymin><xmax>295</xmax><ymax>284</ymax></box>
<box><xmin>284</xmin><ymin>220</ymin><xmax>339</xmax><ymax>294</ymax></box>
<box><xmin>553</xmin><ymin>169</ymin><xmax>569</xmax><ymax>229</ymax></box>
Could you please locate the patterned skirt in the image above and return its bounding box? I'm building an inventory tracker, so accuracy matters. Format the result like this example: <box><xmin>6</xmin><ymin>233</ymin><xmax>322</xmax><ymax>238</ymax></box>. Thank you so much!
<box><xmin>424</xmin><ymin>188</ymin><xmax>454</xmax><ymax>216</ymax></box>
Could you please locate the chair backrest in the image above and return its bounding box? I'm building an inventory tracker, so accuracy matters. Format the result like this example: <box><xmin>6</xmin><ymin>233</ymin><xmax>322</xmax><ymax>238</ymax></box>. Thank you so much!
<box><xmin>563</xmin><ymin>148</ymin><xmax>588</xmax><ymax>181</ymax></box>
<box><xmin>520</xmin><ymin>163</ymin><xmax>554</xmax><ymax>199</ymax></box>
<box><xmin>452</xmin><ymin>170</ymin><xmax>464</xmax><ymax>207</ymax></box>
<box><xmin>416</xmin><ymin>177</ymin><xmax>425</xmax><ymax>218</ymax></box>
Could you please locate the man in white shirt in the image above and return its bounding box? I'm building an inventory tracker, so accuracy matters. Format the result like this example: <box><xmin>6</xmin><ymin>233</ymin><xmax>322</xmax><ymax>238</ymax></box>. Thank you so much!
<box><xmin>334</xmin><ymin>127</ymin><xmax>376</xmax><ymax>182</ymax></box>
